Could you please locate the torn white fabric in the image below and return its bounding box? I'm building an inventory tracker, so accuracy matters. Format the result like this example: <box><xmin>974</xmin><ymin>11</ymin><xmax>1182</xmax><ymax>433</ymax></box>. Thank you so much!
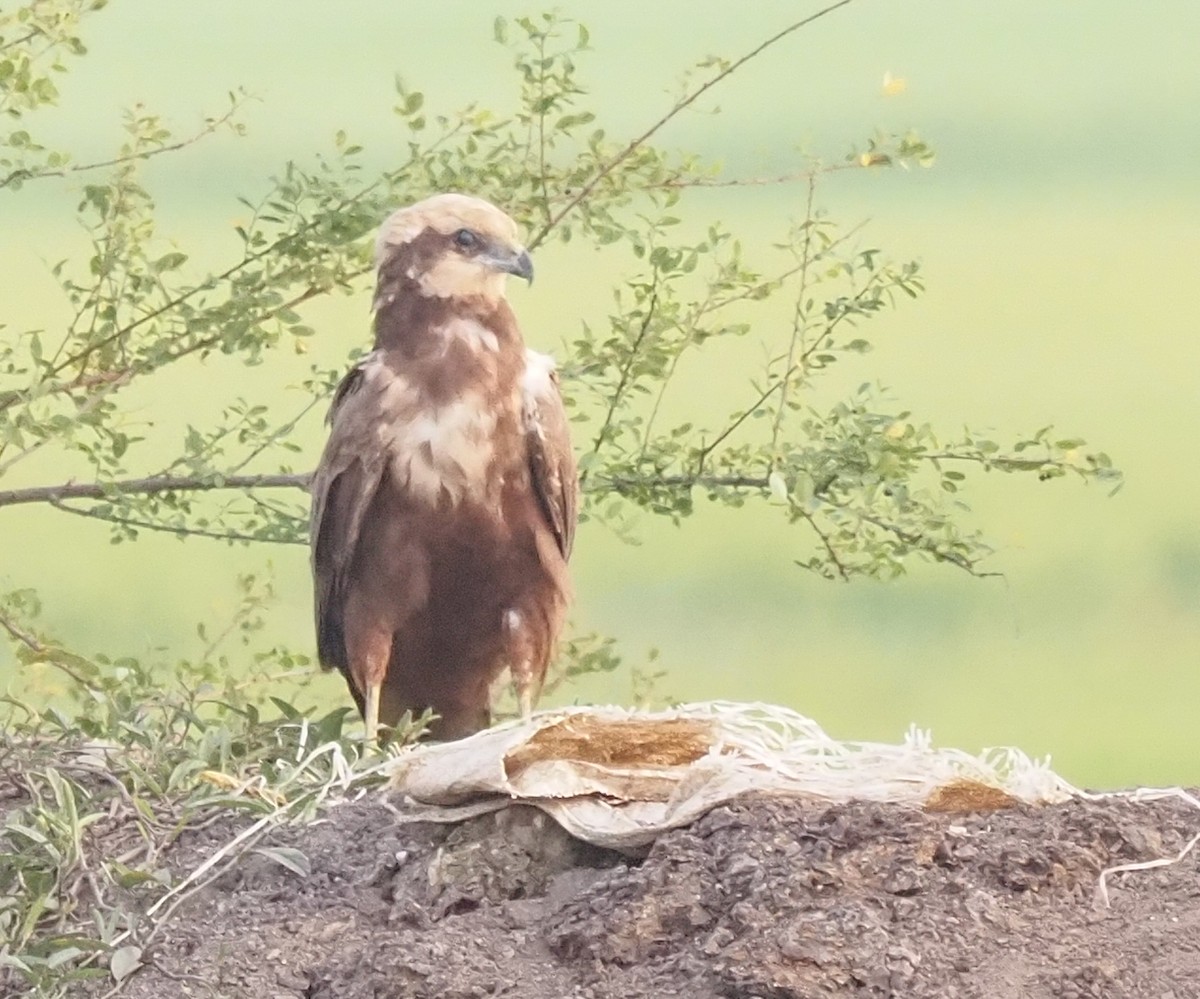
<box><xmin>384</xmin><ymin>701</ymin><xmax>1076</xmax><ymax>851</ymax></box>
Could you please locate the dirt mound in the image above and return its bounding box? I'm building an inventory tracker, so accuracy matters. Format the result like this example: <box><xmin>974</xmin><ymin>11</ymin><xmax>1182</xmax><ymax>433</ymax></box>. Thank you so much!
<box><xmin>83</xmin><ymin>791</ymin><xmax>1200</xmax><ymax>999</ymax></box>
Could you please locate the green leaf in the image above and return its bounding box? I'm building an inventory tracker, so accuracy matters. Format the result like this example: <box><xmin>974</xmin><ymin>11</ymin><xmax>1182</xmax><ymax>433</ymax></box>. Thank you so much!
<box><xmin>153</xmin><ymin>252</ymin><xmax>187</xmax><ymax>273</ymax></box>
<box><xmin>270</xmin><ymin>696</ymin><xmax>303</xmax><ymax>720</ymax></box>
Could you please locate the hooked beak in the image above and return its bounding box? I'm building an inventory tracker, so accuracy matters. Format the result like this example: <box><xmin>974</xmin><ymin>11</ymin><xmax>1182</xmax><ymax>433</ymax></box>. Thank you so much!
<box><xmin>487</xmin><ymin>246</ymin><xmax>534</xmax><ymax>284</ymax></box>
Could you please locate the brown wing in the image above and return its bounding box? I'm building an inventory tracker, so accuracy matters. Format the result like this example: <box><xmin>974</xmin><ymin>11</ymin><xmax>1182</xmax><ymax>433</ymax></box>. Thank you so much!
<box><xmin>524</xmin><ymin>356</ymin><xmax>578</xmax><ymax>560</ymax></box>
<box><xmin>309</xmin><ymin>356</ymin><xmax>388</xmax><ymax>670</ymax></box>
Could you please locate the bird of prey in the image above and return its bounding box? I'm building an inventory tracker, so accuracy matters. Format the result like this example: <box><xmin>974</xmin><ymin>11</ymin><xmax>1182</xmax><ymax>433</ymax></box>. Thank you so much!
<box><xmin>309</xmin><ymin>194</ymin><xmax>577</xmax><ymax>741</ymax></box>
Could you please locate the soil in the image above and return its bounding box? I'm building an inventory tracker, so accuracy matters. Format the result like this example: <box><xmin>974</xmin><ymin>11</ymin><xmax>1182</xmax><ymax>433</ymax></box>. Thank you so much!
<box><xmin>75</xmin><ymin>790</ymin><xmax>1200</xmax><ymax>998</ymax></box>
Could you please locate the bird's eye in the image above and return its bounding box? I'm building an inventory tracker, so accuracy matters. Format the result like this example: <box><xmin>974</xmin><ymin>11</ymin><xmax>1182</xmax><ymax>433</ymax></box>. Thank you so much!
<box><xmin>453</xmin><ymin>228</ymin><xmax>477</xmax><ymax>249</ymax></box>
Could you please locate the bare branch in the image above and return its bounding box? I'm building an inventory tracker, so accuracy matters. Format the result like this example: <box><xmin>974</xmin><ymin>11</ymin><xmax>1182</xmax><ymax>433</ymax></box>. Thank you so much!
<box><xmin>0</xmin><ymin>472</ymin><xmax>310</xmax><ymax>509</ymax></box>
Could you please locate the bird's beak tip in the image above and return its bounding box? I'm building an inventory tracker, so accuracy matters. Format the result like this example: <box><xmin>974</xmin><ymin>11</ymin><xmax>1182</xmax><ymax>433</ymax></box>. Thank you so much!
<box><xmin>488</xmin><ymin>245</ymin><xmax>533</xmax><ymax>284</ymax></box>
<box><xmin>513</xmin><ymin>249</ymin><xmax>534</xmax><ymax>285</ymax></box>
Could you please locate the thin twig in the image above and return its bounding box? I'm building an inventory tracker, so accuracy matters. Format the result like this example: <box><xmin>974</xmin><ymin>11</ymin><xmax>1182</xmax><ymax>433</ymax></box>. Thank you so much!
<box><xmin>687</xmin><ymin>265</ymin><xmax>888</xmax><ymax>474</ymax></box>
<box><xmin>0</xmin><ymin>609</ymin><xmax>98</xmax><ymax>687</ymax></box>
<box><xmin>796</xmin><ymin>507</ymin><xmax>850</xmax><ymax>581</ymax></box>
<box><xmin>691</xmin><ymin>262</ymin><xmax>882</xmax><ymax>475</ymax></box>
<box><xmin>920</xmin><ymin>451</ymin><xmax>1060</xmax><ymax>472</ymax></box>
<box><xmin>525</xmin><ymin>0</ymin><xmax>857</xmax><ymax>249</ymax></box>
<box><xmin>772</xmin><ymin>174</ymin><xmax>817</xmax><ymax>448</ymax></box>
<box><xmin>22</xmin><ymin>119</ymin><xmax>472</xmax><ymax>408</ymax></box>
<box><xmin>246</xmin><ymin>492</ymin><xmax>309</xmax><ymax>527</ymax></box>
<box><xmin>653</xmin><ymin>160</ymin><xmax>864</xmax><ymax>189</ymax></box>
<box><xmin>699</xmin><ymin>218</ymin><xmax>871</xmax><ymax>322</ymax></box>
<box><xmin>535</xmin><ymin>29</ymin><xmax>553</xmax><ymax>234</ymax></box>
<box><xmin>600</xmin><ymin>469</ymin><xmax>997</xmax><ymax>578</ymax></box>
<box><xmin>47</xmin><ymin>271</ymin><xmax>332</xmax><ymax>406</ymax></box>
<box><xmin>0</xmin><ymin>103</ymin><xmax>247</xmax><ymax>191</ymax></box>
<box><xmin>0</xmin><ymin>28</ymin><xmax>40</xmax><ymax>54</ymax></box>
<box><xmin>638</xmin><ymin>283</ymin><xmax>717</xmax><ymax>456</ymax></box>
<box><xmin>849</xmin><ymin>507</ymin><xmax>999</xmax><ymax>578</ymax></box>
<box><xmin>0</xmin><ymin>279</ymin><xmax>328</xmax><ymax>470</ymax></box>
<box><xmin>224</xmin><ymin>395</ymin><xmax>324</xmax><ymax>476</ymax></box>
<box><xmin>602</xmin><ymin>472</ymin><xmax>770</xmax><ymax>493</ymax></box>
<box><xmin>0</xmin><ymin>370</ymin><xmax>133</xmax><ymax>477</ymax></box>
<box><xmin>694</xmin><ymin>376</ymin><xmax>783</xmax><ymax>478</ymax></box>
<box><xmin>45</xmin><ymin>497</ymin><xmax>306</xmax><ymax>545</ymax></box>
<box><xmin>587</xmin><ymin>278</ymin><xmax>659</xmax><ymax>464</ymax></box>
<box><xmin>0</xmin><ymin>608</ymin><xmax>44</xmax><ymax>654</ymax></box>
<box><xmin>633</xmin><ymin>217</ymin><xmax>871</xmax><ymax>459</ymax></box>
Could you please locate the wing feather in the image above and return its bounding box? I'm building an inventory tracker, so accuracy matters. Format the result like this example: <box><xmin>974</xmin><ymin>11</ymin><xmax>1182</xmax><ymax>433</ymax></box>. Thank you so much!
<box><xmin>310</xmin><ymin>357</ymin><xmax>388</xmax><ymax>669</ymax></box>
<box><xmin>522</xmin><ymin>351</ymin><xmax>578</xmax><ymax>560</ymax></box>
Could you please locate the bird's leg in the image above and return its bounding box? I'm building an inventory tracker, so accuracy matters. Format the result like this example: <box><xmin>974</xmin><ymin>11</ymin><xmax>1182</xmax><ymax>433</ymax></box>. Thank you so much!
<box><xmin>363</xmin><ymin>681</ymin><xmax>382</xmax><ymax>745</ymax></box>
<box><xmin>503</xmin><ymin>609</ymin><xmax>540</xmax><ymax>722</ymax></box>
<box><xmin>517</xmin><ymin>681</ymin><xmax>534</xmax><ymax>721</ymax></box>
<box><xmin>511</xmin><ymin>659</ymin><xmax>539</xmax><ymax>722</ymax></box>
<box><xmin>345</xmin><ymin>625</ymin><xmax>393</xmax><ymax>747</ymax></box>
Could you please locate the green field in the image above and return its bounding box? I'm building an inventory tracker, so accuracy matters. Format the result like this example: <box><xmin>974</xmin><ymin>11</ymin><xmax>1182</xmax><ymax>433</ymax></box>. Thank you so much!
<box><xmin>4</xmin><ymin>1</ymin><xmax>1199</xmax><ymax>789</ymax></box>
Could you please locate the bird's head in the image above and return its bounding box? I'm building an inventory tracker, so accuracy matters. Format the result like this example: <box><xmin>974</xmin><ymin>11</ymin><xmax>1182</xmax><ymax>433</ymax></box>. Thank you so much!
<box><xmin>374</xmin><ymin>193</ymin><xmax>533</xmax><ymax>305</ymax></box>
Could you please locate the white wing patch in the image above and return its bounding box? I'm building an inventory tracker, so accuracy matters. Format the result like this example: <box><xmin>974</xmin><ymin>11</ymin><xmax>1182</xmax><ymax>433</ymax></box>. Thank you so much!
<box><xmin>520</xmin><ymin>349</ymin><xmax>557</xmax><ymax>432</ymax></box>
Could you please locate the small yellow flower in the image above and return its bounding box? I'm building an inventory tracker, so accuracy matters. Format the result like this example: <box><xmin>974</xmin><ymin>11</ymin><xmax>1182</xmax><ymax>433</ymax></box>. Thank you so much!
<box><xmin>882</xmin><ymin>71</ymin><xmax>908</xmax><ymax>97</ymax></box>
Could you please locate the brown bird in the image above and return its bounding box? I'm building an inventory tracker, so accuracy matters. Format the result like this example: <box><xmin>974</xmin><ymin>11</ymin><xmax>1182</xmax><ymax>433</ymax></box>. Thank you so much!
<box><xmin>309</xmin><ymin>194</ymin><xmax>577</xmax><ymax>741</ymax></box>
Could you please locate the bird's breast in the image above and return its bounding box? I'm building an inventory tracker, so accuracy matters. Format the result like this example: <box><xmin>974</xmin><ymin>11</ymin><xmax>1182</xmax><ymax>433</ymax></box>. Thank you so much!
<box><xmin>370</xmin><ymin>361</ymin><xmax>521</xmax><ymax>508</ymax></box>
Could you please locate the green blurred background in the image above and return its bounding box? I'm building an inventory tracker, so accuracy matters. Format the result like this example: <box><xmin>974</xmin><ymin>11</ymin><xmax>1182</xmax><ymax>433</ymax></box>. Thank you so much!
<box><xmin>4</xmin><ymin>1</ymin><xmax>1198</xmax><ymax>788</ymax></box>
